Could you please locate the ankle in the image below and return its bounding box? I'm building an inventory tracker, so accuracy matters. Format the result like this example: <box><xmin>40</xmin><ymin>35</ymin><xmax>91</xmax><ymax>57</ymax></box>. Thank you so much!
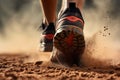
<box><xmin>58</xmin><ymin>2</ymin><xmax>77</xmax><ymax>18</ymax></box>
<box><xmin>62</xmin><ymin>0</ymin><xmax>84</xmax><ymax>10</ymax></box>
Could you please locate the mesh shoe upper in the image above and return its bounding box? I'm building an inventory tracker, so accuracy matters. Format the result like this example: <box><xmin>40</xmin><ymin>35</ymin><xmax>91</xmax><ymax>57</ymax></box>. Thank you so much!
<box><xmin>41</xmin><ymin>23</ymin><xmax>55</xmax><ymax>43</ymax></box>
<box><xmin>57</xmin><ymin>3</ymin><xmax>84</xmax><ymax>29</ymax></box>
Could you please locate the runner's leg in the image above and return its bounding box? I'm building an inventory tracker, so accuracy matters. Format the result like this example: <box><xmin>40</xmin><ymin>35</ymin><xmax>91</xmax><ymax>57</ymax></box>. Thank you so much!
<box><xmin>40</xmin><ymin>0</ymin><xmax>58</xmax><ymax>25</ymax></box>
<box><xmin>39</xmin><ymin>0</ymin><xmax>57</xmax><ymax>52</ymax></box>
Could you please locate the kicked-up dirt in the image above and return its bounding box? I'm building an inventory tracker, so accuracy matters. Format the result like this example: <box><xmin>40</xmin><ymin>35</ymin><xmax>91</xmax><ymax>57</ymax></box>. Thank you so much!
<box><xmin>0</xmin><ymin>53</ymin><xmax>120</xmax><ymax>80</ymax></box>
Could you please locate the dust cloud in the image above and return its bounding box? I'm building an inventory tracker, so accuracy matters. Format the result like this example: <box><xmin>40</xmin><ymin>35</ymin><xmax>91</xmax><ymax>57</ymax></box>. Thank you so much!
<box><xmin>0</xmin><ymin>0</ymin><xmax>41</xmax><ymax>54</ymax></box>
<box><xmin>0</xmin><ymin>0</ymin><xmax>120</xmax><ymax>67</ymax></box>
<box><xmin>82</xmin><ymin>0</ymin><xmax>120</xmax><ymax>67</ymax></box>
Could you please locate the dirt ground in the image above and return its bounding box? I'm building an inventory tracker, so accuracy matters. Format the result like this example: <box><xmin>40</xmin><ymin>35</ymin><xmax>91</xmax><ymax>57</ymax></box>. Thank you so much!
<box><xmin>0</xmin><ymin>53</ymin><xmax>120</xmax><ymax>80</ymax></box>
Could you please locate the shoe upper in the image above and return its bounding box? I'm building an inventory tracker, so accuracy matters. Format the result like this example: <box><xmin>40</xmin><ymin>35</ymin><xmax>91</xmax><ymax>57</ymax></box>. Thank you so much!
<box><xmin>57</xmin><ymin>3</ymin><xmax>84</xmax><ymax>29</ymax></box>
<box><xmin>41</xmin><ymin>23</ymin><xmax>55</xmax><ymax>44</ymax></box>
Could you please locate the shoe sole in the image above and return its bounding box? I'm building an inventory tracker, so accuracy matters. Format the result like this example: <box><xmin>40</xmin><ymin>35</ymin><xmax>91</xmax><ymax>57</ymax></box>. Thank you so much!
<box><xmin>52</xmin><ymin>25</ymin><xmax>85</xmax><ymax>66</ymax></box>
<box><xmin>54</xmin><ymin>25</ymin><xmax>85</xmax><ymax>54</ymax></box>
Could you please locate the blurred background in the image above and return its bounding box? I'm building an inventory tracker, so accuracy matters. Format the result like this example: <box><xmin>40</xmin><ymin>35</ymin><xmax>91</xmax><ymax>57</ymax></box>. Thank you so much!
<box><xmin>0</xmin><ymin>0</ymin><xmax>120</xmax><ymax>34</ymax></box>
<box><xmin>0</xmin><ymin>0</ymin><xmax>120</xmax><ymax>53</ymax></box>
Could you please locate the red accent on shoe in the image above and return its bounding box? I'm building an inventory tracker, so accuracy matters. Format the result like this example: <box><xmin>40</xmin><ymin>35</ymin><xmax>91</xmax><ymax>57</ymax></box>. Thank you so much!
<box><xmin>65</xmin><ymin>16</ymin><xmax>84</xmax><ymax>26</ymax></box>
<box><xmin>43</xmin><ymin>34</ymin><xmax>54</xmax><ymax>40</ymax></box>
<box><xmin>65</xmin><ymin>33</ymin><xmax>74</xmax><ymax>46</ymax></box>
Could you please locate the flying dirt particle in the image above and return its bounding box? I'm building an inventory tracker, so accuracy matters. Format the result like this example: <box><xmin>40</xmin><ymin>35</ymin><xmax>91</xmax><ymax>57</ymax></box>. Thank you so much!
<box><xmin>99</xmin><ymin>25</ymin><xmax>111</xmax><ymax>37</ymax></box>
<box><xmin>104</xmin><ymin>26</ymin><xmax>109</xmax><ymax>31</ymax></box>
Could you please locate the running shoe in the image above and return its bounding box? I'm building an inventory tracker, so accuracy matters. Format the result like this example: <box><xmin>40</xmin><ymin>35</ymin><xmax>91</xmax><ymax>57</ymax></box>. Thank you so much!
<box><xmin>40</xmin><ymin>23</ymin><xmax>55</xmax><ymax>52</ymax></box>
<box><xmin>50</xmin><ymin>3</ymin><xmax>85</xmax><ymax>67</ymax></box>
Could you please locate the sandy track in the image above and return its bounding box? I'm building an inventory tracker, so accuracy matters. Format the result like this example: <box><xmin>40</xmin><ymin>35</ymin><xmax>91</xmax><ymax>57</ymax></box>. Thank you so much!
<box><xmin>0</xmin><ymin>53</ymin><xmax>120</xmax><ymax>80</ymax></box>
